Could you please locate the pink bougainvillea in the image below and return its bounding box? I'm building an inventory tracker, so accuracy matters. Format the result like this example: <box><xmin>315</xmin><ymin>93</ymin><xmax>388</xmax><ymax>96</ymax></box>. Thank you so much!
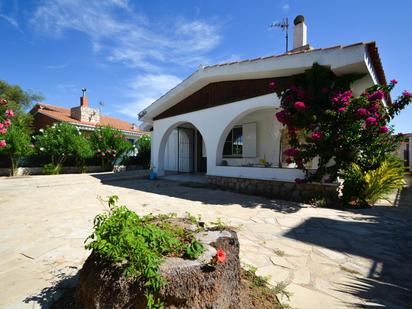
<box><xmin>311</xmin><ymin>131</ymin><xmax>322</xmax><ymax>140</ymax></box>
<box><xmin>271</xmin><ymin>63</ymin><xmax>412</xmax><ymax>187</ymax></box>
<box><xmin>283</xmin><ymin>148</ymin><xmax>300</xmax><ymax>157</ymax></box>
<box><xmin>294</xmin><ymin>101</ymin><xmax>307</xmax><ymax>111</ymax></box>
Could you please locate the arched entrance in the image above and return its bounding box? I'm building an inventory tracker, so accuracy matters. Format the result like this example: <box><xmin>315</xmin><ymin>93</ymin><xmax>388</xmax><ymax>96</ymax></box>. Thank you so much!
<box><xmin>159</xmin><ymin>122</ymin><xmax>207</xmax><ymax>175</ymax></box>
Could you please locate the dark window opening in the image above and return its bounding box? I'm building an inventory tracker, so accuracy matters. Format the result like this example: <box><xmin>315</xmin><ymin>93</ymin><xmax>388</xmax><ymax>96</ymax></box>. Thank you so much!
<box><xmin>223</xmin><ymin>126</ymin><xmax>243</xmax><ymax>157</ymax></box>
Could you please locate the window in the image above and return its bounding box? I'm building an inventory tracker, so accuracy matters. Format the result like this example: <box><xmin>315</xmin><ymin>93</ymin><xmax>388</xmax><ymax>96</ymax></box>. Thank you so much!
<box><xmin>223</xmin><ymin>126</ymin><xmax>243</xmax><ymax>157</ymax></box>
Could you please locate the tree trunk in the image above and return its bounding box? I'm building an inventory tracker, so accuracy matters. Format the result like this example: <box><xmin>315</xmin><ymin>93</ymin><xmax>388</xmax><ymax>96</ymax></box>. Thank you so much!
<box><xmin>9</xmin><ymin>155</ymin><xmax>17</xmax><ymax>176</ymax></box>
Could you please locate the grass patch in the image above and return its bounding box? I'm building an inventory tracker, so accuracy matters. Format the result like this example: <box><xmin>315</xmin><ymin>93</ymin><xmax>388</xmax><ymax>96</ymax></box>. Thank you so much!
<box><xmin>242</xmin><ymin>264</ymin><xmax>293</xmax><ymax>308</ymax></box>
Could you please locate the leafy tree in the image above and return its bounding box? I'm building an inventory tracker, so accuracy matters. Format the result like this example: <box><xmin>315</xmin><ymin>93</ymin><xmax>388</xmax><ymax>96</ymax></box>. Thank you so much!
<box><xmin>0</xmin><ymin>80</ymin><xmax>42</xmax><ymax>152</ymax></box>
<box><xmin>90</xmin><ymin>126</ymin><xmax>132</xmax><ymax>170</ymax></box>
<box><xmin>0</xmin><ymin>80</ymin><xmax>43</xmax><ymax>111</ymax></box>
<box><xmin>136</xmin><ymin>135</ymin><xmax>151</xmax><ymax>168</ymax></box>
<box><xmin>0</xmin><ymin>113</ymin><xmax>35</xmax><ymax>175</ymax></box>
<box><xmin>35</xmin><ymin>123</ymin><xmax>94</xmax><ymax>173</ymax></box>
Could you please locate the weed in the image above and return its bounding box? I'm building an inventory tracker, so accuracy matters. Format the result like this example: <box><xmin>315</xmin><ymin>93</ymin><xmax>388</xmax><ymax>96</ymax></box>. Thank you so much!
<box><xmin>273</xmin><ymin>249</ymin><xmax>285</xmax><ymax>257</ymax></box>
<box><xmin>85</xmin><ymin>196</ymin><xmax>204</xmax><ymax>308</ymax></box>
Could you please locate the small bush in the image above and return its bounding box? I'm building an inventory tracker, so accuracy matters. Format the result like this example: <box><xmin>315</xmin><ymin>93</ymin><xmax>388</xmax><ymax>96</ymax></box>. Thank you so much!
<box><xmin>85</xmin><ymin>196</ymin><xmax>204</xmax><ymax>308</ymax></box>
<box><xmin>42</xmin><ymin>163</ymin><xmax>62</xmax><ymax>175</ymax></box>
<box><xmin>342</xmin><ymin>157</ymin><xmax>405</xmax><ymax>206</ymax></box>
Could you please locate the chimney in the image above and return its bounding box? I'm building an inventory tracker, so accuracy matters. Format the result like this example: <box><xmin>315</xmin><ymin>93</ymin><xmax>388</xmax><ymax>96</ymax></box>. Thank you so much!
<box><xmin>70</xmin><ymin>88</ymin><xmax>100</xmax><ymax>123</ymax></box>
<box><xmin>80</xmin><ymin>88</ymin><xmax>88</xmax><ymax>107</ymax></box>
<box><xmin>293</xmin><ymin>15</ymin><xmax>307</xmax><ymax>50</ymax></box>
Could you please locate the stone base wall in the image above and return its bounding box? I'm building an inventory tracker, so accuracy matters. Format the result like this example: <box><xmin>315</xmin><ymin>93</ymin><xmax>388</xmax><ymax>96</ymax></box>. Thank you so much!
<box><xmin>207</xmin><ymin>175</ymin><xmax>339</xmax><ymax>205</ymax></box>
<box><xmin>0</xmin><ymin>165</ymin><xmax>146</xmax><ymax>176</ymax></box>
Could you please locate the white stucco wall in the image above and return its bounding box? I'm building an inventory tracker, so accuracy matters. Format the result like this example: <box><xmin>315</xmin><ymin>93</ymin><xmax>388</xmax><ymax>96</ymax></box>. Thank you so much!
<box><xmin>222</xmin><ymin>108</ymin><xmax>282</xmax><ymax>167</ymax></box>
<box><xmin>151</xmin><ymin>93</ymin><xmax>285</xmax><ymax>179</ymax></box>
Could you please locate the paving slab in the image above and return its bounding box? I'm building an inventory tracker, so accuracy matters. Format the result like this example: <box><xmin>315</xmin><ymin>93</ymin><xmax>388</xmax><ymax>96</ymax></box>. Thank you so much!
<box><xmin>0</xmin><ymin>173</ymin><xmax>411</xmax><ymax>308</ymax></box>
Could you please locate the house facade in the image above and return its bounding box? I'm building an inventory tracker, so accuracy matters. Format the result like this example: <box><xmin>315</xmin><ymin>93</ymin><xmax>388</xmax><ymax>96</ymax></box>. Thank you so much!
<box><xmin>30</xmin><ymin>93</ymin><xmax>146</xmax><ymax>143</ymax></box>
<box><xmin>139</xmin><ymin>16</ymin><xmax>388</xmax><ymax>188</ymax></box>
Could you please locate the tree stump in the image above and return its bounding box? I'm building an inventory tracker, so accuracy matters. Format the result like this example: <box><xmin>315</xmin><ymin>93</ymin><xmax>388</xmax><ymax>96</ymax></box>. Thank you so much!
<box><xmin>74</xmin><ymin>230</ymin><xmax>244</xmax><ymax>309</ymax></box>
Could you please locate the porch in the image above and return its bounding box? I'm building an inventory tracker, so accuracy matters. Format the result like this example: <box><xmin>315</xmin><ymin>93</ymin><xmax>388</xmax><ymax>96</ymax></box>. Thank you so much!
<box><xmin>152</xmin><ymin>93</ymin><xmax>306</xmax><ymax>183</ymax></box>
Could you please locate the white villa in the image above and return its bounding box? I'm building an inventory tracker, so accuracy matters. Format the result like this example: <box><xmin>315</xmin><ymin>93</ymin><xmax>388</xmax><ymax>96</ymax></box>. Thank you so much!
<box><xmin>138</xmin><ymin>16</ymin><xmax>388</xmax><ymax>189</ymax></box>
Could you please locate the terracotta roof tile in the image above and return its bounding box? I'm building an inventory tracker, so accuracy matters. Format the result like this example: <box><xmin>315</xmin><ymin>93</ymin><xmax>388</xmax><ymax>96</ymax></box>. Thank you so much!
<box><xmin>31</xmin><ymin>103</ymin><xmax>145</xmax><ymax>134</ymax></box>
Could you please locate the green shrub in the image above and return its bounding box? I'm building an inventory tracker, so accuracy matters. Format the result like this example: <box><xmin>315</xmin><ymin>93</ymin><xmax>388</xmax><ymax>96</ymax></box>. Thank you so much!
<box><xmin>90</xmin><ymin>126</ymin><xmax>132</xmax><ymax>170</ymax></box>
<box><xmin>42</xmin><ymin>163</ymin><xmax>62</xmax><ymax>175</ymax></box>
<box><xmin>35</xmin><ymin>123</ymin><xmax>94</xmax><ymax>168</ymax></box>
<box><xmin>85</xmin><ymin>196</ymin><xmax>204</xmax><ymax>308</ymax></box>
<box><xmin>342</xmin><ymin>157</ymin><xmax>405</xmax><ymax>206</ymax></box>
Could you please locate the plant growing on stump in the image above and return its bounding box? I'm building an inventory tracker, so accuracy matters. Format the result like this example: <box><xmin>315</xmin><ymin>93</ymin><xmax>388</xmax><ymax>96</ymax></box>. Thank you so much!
<box><xmin>271</xmin><ymin>63</ymin><xmax>411</xmax><ymax>205</ymax></box>
<box><xmin>35</xmin><ymin>123</ymin><xmax>94</xmax><ymax>174</ymax></box>
<box><xmin>85</xmin><ymin>196</ymin><xmax>205</xmax><ymax>308</ymax></box>
<box><xmin>90</xmin><ymin>126</ymin><xmax>132</xmax><ymax>170</ymax></box>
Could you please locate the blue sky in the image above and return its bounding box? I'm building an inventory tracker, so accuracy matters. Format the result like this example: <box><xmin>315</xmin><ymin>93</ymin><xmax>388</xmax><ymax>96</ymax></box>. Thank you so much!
<box><xmin>0</xmin><ymin>0</ymin><xmax>411</xmax><ymax>132</ymax></box>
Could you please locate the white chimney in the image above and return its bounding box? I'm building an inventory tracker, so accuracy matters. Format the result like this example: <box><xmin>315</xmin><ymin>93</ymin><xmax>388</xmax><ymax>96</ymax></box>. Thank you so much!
<box><xmin>293</xmin><ymin>15</ymin><xmax>307</xmax><ymax>49</ymax></box>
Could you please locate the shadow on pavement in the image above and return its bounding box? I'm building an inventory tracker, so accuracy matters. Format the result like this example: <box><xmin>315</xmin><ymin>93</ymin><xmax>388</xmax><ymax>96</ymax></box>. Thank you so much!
<box><xmin>282</xmin><ymin>212</ymin><xmax>412</xmax><ymax>308</ymax></box>
<box><xmin>92</xmin><ymin>175</ymin><xmax>305</xmax><ymax>214</ymax></box>
<box><xmin>23</xmin><ymin>271</ymin><xmax>79</xmax><ymax>309</ymax></box>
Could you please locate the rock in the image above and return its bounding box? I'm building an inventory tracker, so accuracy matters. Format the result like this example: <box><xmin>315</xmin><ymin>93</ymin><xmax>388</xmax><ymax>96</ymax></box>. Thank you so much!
<box><xmin>74</xmin><ymin>230</ymin><xmax>245</xmax><ymax>309</ymax></box>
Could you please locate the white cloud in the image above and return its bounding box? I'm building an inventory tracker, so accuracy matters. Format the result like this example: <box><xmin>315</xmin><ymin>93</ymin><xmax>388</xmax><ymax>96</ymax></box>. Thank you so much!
<box><xmin>282</xmin><ymin>4</ymin><xmax>290</xmax><ymax>13</ymax></box>
<box><xmin>118</xmin><ymin>74</ymin><xmax>182</xmax><ymax>117</ymax></box>
<box><xmin>0</xmin><ymin>14</ymin><xmax>18</xmax><ymax>28</ymax></box>
<box><xmin>31</xmin><ymin>0</ymin><xmax>222</xmax><ymax>71</ymax></box>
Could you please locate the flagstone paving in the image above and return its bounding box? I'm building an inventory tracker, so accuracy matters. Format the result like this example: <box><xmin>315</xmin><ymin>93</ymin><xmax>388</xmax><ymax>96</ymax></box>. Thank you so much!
<box><xmin>0</xmin><ymin>173</ymin><xmax>411</xmax><ymax>308</ymax></box>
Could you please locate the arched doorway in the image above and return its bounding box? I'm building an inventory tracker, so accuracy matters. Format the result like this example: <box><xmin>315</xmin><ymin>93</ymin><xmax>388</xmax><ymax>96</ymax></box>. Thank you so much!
<box><xmin>159</xmin><ymin>122</ymin><xmax>207</xmax><ymax>174</ymax></box>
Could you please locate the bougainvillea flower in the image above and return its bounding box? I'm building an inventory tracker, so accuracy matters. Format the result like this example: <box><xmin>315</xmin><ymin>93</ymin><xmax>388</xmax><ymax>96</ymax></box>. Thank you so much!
<box><xmin>5</xmin><ymin>109</ymin><xmax>14</xmax><ymax>117</ymax></box>
<box><xmin>275</xmin><ymin>110</ymin><xmax>290</xmax><ymax>125</ymax></box>
<box><xmin>0</xmin><ymin>140</ymin><xmax>6</xmax><ymax>148</ymax></box>
<box><xmin>4</xmin><ymin>119</ymin><xmax>11</xmax><ymax>127</ymax></box>
<box><xmin>390</xmin><ymin>79</ymin><xmax>398</xmax><ymax>84</ymax></box>
<box><xmin>368</xmin><ymin>102</ymin><xmax>380</xmax><ymax>113</ymax></box>
<box><xmin>216</xmin><ymin>248</ymin><xmax>226</xmax><ymax>263</ymax></box>
<box><xmin>365</xmin><ymin>117</ymin><xmax>377</xmax><ymax>125</ymax></box>
<box><xmin>268</xmin><ymin>81</ymin><xmax>276</xmax><ymax>91</ymax></box>
<box><xmin>368</xmin><ymin>90</ymin><xmax>385</xmax><ymax>101</ymax></box>
<box><xmin>357</xmin><ymin>108</ymin><xmax>369</xmax><ymax>117</ymax></box>
<box><xmin>338</xmin><ymin>107</ymin><xmax>346</xmax><ymax>113</ymax></box>
<box><xmin>332</xmin><ymin>90</ymin><xmax>352</xmax><ymax>106</ymax></box>
<box><xmin>379</xmin><ymin>126</ymin><xmax>389</xmax><ymax>133</ymax></box>
<box><xmin>402</xmin><ymin>90</ymin><xmax>412</xmax><ymax>97</ymax></box>
<box><xmin>0</xmin><ymin>98</ymin><xmax>7</xmax><ymax>105</ymax></box>
<box><xmin>283</xmin><ymin>148</ymin><xmax>300</xmax><ymax>157</ymax></box>
<box><xmin>0</xmin><ymin>127</ymin><xmax>6</xmax><ymax>134</ymax></box>
<box><xmin>294</xmin><ymin>101</ymin><xmax>307</xmax><ymax>111</ymax></box>
<box><xmin>311</xmin><ymin>131</ymin><xmax>322</xmax><ymax>139</ymax></box>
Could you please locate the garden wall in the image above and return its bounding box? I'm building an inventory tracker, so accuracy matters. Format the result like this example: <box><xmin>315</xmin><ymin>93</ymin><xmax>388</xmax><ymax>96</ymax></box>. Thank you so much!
<box><xmin>207</xmin><ymin>175</ymin><xmax>339</xmax><ymax>205</ymax></box>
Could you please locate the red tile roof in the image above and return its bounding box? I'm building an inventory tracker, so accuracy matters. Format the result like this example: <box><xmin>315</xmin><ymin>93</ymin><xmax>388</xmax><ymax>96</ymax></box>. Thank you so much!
<box><xmin>31</xmin><ymin>103</ymin><xmax>145</xmax><ymax>135</ymax></box>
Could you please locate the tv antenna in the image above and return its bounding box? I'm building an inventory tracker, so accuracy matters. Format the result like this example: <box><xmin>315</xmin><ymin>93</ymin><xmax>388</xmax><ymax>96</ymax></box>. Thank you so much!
<box><xmin>270</xmin><ymin>18</ymin><xmax>289</xmax><ymax>52</ymax></box>
<box><xmin>99</xmin><ymin>101</ymin><xmax>104</xmax><ymax>116</ymax></box>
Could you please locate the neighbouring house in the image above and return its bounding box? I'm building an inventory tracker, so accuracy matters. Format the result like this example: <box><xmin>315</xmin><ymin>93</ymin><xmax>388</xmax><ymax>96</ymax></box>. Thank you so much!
<box><xmin>30</xmin><ymin>91</ymin><xmax>146</xmax><ymax>144</ymax></box>
<box><xmin>394</xmin><ymin>133</ymin><xmax>412</xmax><ymax>172</ymax></box>
<box><xmin>138</xmin><ymin>16</ymin><xmax>390</xmax><ymax>198</ymax></box>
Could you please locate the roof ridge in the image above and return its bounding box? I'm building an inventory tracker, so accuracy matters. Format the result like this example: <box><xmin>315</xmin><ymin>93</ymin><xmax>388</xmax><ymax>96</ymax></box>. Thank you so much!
<box><xmin>202</xmin><ymin>41</ymin><xmax>374</xmax><ymax>70</ymax></box>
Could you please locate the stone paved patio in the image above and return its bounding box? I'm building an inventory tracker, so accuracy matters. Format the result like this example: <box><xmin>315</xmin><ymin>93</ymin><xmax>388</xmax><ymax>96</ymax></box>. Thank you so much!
<box><xmin>0</xmin><ymin>173</ymin><xmax>411</xmax><ymax>308</ymax></box>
